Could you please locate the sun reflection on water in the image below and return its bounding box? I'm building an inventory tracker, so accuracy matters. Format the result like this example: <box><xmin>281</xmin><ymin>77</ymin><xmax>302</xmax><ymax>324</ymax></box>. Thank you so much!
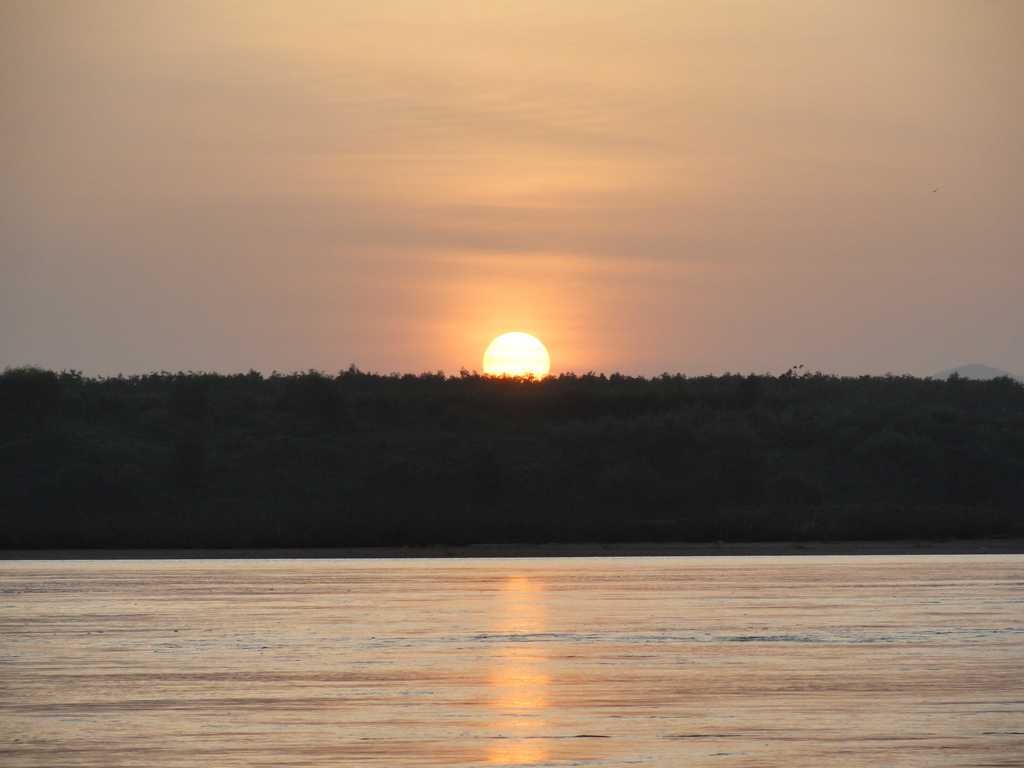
<box><xmin>486</xmin><ymin>575</ymin><xmax>550</xmax><ymax>765</ymax></box>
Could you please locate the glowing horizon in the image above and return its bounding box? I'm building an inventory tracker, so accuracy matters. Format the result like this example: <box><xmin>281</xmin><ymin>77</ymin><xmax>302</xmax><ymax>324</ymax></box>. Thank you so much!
<box><xmin>3</xmin><ymin>2</ymin><xmax>1022</xmax><ymax>377</ymax></box>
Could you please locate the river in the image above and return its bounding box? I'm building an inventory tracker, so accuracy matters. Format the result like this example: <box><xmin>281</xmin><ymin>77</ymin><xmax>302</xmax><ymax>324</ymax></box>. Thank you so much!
<box><xmin>1</xmin><ymin>555</ymin><xmax>1021</xmax><ymax>766</ymax></box>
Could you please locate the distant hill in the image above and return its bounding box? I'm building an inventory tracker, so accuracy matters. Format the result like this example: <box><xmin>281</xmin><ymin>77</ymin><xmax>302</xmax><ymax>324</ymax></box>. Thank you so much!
<box><xmin>934</xmin><ymin>364</ymin><xmax>1020</xmax><ymax>381</ymax></box>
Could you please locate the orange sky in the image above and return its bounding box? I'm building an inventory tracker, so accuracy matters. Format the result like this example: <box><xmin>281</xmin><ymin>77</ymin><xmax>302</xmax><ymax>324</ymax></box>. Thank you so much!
<box><xmin>3</xmin><ymin>1</ymin><xmax>1022</xmax><ymax>375</ymax></box>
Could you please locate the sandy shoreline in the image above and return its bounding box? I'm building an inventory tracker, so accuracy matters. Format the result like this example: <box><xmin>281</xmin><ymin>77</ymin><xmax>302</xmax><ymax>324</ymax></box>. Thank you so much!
<box><xmin>2</xmin><ymin>538</ymin><xmax>1023</xmax><ymax>560</ymax></box>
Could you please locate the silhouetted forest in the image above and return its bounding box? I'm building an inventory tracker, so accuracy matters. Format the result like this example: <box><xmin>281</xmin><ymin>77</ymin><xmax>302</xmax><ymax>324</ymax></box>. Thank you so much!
<box><xmin>2</xmin><ymin>366</ymin><xmax>1022</xmax><ymax>548</ymax></box>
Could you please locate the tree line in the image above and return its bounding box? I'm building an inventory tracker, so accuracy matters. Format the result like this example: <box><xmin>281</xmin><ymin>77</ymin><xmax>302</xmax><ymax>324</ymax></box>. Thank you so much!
<box><xmin>2</xmin><ymin>366</ymin><xmax>1022</xmax><ymax>548</ymax></box>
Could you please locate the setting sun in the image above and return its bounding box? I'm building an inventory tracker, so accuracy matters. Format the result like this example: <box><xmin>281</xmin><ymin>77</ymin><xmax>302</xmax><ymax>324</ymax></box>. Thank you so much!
<box><xmin>483</xmin><ymin>332</ymin><xmax>551</xmax><ymax>378</ymax></box>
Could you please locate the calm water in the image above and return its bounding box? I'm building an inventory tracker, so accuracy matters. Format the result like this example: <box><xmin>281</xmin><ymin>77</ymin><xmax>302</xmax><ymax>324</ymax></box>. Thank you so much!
<box><xmin>1</xmin><ymin>556</ymin><xmax>1022</xmax><ymax>767</ymax></box>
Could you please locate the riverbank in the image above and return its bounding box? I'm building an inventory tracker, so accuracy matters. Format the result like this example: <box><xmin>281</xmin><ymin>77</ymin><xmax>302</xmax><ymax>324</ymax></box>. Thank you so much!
<box><xmin>4</xmin><ymin>538</ymin><xmax>1023</xmax><ymax>559</ymax></box>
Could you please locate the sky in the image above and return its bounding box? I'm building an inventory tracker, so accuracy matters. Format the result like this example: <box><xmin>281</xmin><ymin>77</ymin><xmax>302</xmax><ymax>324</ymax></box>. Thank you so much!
<box><xmin>3</xmin><ymin>0</ymin><xmax>1022</xmax><ymax>376</ymax></box>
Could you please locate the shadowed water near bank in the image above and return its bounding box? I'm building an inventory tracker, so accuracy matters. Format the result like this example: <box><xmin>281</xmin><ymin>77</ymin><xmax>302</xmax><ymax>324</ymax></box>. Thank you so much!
<box><xmin>3</xmin><ymin>538</ymin><xmax>1024</xmax><ymax>560</ymax></box>
<box><xmin>1</xmin><ymin>555</ymin><xmax>1021</xmax><ymax>766</ymax></box>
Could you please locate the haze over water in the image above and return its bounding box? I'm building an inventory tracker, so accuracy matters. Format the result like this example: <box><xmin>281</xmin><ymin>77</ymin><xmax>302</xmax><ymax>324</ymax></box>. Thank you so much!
<box><xmin>1</xmin><ymin>555</ymin><xmax>1021</xmax><ymax>766</ymax></box>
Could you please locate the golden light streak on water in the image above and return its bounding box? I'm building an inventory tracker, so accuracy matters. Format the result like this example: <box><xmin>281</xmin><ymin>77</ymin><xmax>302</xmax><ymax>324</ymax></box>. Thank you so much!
<box><xmin>487</xmin><ymin>576</ymin><xmax>550</xmax><ymax>764</ymax></box>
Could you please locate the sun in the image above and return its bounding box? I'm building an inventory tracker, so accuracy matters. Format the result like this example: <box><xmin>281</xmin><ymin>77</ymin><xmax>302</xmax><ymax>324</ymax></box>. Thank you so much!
<box><xmin>483</xmin><ymin>332</ymin><xmax>551</xmax><ymax>378</ymax></box>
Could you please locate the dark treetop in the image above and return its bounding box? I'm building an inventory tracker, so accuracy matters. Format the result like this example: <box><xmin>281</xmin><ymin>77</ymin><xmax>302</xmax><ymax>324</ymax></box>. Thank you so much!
<box><xmin>2</xmin><ymin>366</ymin><xmax>1022</xmax><ymax>549</ymax></box>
